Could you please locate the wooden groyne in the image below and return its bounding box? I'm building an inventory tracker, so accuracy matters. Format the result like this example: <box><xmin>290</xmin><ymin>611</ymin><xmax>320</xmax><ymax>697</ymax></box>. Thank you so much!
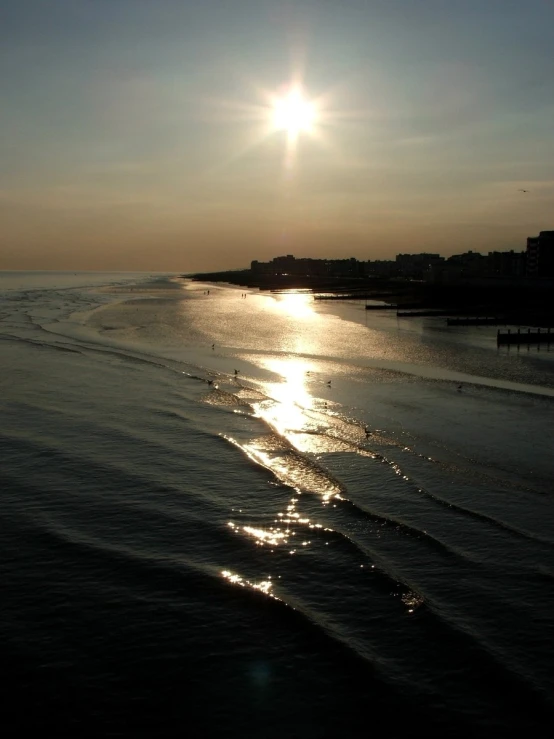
<box><xmin>315</xmin><ymin>295</ymin><xmax>396</xmax><ymax>303</ymax></box>
<box><xmin>447</xmin><ymin>317</ymin><xmax>506</xmax><ymax>326</ymax></box>
<box><xmin>449</xmin><ymin>314</ymin><xmax>554</xmax><ymax>327</ymax></box>
<box><xmin>497</xmin><ymin>328</ymin><xmax>554</xmax><ymax>345</ymax></box>
<box><xmin>366</xmin><ymin>302</ymin><xmax>429</xmax><ymax>311</ymax></box>
<box><xmin>397</xmin><ymin>309</ymin><xmax>472</xmax><ymax>317</ymax></box>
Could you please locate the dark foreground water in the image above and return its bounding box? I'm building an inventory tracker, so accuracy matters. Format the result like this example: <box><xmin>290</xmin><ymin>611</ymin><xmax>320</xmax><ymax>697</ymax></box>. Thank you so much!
<box><xmin>2</xmin><ymin>271</ymin><xmax>554</xmax><ymax>737</ymax></box>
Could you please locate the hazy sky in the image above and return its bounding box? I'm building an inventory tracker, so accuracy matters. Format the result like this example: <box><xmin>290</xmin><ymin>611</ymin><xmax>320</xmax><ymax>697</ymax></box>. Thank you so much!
<box><xmin>2</xmin><ymin>0</ymin><xmax>554</xmax><ymax>271</ymax></box>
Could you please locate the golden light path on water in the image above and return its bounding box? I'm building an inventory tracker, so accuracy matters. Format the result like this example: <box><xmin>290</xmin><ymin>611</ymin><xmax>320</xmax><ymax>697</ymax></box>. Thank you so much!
<box><xmin>254</xmin><ymin>293</ymin><xmax>322</xmax><ymax>442</ymax></box>
<box><xmin>221</xmin><ymin>570</ymin><xmax>280</xmax><ymax>600</ymax></box>
<box><xmin>219</xmin><ymin>292</ymin><xmax>422</xmax><ymax>613</ymax></box>
<box><xmin>222</xmin><ymin>291</ymin><xmax>344</xmax><ymax>594</ymax></box>
<box><xmin>268</xmin><ymin>290</ymin><xmax>318</xmax><ymax>320</ymax></box>
<box><xmin>255</xmin><ymin>356</ymin><xmax>315</xmax><ymax>435</ymax></box>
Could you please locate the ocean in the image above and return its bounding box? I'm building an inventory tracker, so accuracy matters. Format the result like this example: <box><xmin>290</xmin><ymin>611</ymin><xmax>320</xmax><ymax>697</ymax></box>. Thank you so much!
<box><xmin>1</xmin><ymin>271</ymin><xmax>554</xmax><ymax>737</ymax></box>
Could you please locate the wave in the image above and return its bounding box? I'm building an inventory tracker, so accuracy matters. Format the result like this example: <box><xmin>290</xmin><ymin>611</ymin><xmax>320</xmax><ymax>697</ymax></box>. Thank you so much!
<box><xmin>4</xmin><ymin>276</ymin><xmax>554</xmax><ymax>735</ymax></box>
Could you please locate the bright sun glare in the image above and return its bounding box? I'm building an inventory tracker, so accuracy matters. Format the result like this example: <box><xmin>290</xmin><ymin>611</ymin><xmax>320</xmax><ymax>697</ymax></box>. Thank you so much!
<box><xmin>272</xmin><ymin>87</ymin><xmax>316</xmax><ymax>136</ymax></box>
<box><xmin>275</xmin><ymin>292</ymin><xmax>316</xmax><ymax>318</ymax></box>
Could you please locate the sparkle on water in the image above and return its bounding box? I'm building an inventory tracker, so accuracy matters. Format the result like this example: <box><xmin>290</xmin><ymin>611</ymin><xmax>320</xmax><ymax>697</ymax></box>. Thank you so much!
<box><xmin>271</xmin><ymin>291</ymin><xmax>317</xmax><ymax>319</ymax></box>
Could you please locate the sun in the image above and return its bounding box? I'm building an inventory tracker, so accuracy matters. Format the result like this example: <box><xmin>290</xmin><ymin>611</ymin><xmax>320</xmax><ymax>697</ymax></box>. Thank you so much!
<box><xmin>272</xmin><ymin>87</ymin><xmax>316</xmax><ymax>136</ymax></box>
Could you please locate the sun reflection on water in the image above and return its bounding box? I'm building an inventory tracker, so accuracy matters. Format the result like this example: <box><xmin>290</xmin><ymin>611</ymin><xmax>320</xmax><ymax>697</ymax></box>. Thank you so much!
<box><xmin>253</xmin><ymin>357</ymin><xmax>315</xmax><ymax>436</ymax></box>
<box><xmin>221</xmin><ymin>570</ymin><xmax>278</xmax><ymax>598</ymax></box>
<box><xmin>228</xmin><ymin>506</ymin><xmax>331</xmax><ymax>569</ymax></box>
<box><xmin>270</xmin><ymin>291</ymin><xmax>317</xmax><ymax>320</ymax></box>
<box><xmin>220</xmin><ymin>347</ymin><xmax>351</xmax><ymax>601</ymax></box>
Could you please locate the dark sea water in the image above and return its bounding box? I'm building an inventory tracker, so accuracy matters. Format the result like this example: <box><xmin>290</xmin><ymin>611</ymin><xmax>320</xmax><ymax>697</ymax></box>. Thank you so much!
<box><xmin>2</xmin><ymin>271</ymin><xmax>554</xmax><ymax>737</ymax></box>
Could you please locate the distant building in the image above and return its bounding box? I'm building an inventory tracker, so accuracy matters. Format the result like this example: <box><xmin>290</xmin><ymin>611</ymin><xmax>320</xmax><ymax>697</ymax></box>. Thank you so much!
<box><xmin>250</xmin><ymin>237</ymin><xmax>553</xmax><ymax>285</ymax></box>
<box><xmin>251</xmin><ymin>255</ymin><xmax>363</xmax><ymax>278</ymax></box>
<box><xmin>367</xmin><ymin>260</ymin><xmax>399</xmax><ymax>277</ymax></box>
<box><xmin>430</xmin><ymin>251</ymin><xmax>487</xmax><ymax>284</ymax></box>
<box><xmin>526</xmin><ymin>232</ymin><xmax>554</xmax><ymax>278</ymax></box>
<box><xmin>396</xmin><ymin>253</ymin><xmax>444</xmax><ymax>279</ymax></box>
<box><xmin>487</xmin><ymin>250</ymin><xmax>526</xmax><ymax>277</ymax></box>
<box><xmin>446</xmin><ymin>250</ymin><xmax>487</xmax><ymax>277</ymax></box>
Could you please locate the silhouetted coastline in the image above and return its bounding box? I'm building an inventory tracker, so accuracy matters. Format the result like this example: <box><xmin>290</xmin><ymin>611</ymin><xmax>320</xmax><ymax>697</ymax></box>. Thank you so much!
<box><xmin>186</xmin><ymin>269</ymin><xmax>554</xmax><ymax>327</ymax></box>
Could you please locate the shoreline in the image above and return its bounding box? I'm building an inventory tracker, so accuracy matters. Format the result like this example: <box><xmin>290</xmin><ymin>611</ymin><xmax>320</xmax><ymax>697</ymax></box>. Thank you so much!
<box><xmin>185</xmin><ymin>269</ymin><xmax>554</xmax><ymax>327</ymax></box>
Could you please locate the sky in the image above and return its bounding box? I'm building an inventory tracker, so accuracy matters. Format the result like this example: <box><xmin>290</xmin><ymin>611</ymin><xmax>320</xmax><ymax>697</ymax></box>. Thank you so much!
<box><xmin>2</xmin><ymin>0</ymin><xmax>554</xmax><ymax>272</ymax></box>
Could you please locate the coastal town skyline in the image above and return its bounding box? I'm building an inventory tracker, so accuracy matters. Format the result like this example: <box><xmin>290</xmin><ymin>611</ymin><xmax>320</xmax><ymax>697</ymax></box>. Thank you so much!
<box><xmin>2</xmin><ymin>1</ymin><xmax>554</xmax><ymax>272</ymax></box>
<box><xmin>199</xmin><ymin>228</ymin><xmax>552</xmax><ymax>284</ymax></box>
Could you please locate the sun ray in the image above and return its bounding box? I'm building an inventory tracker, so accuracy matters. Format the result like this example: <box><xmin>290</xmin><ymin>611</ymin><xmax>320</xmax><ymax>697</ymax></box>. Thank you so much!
<box><xmin>200</xmin><ymin>69</ymin><xmax>371</xmax><ymax>174</ymax></box>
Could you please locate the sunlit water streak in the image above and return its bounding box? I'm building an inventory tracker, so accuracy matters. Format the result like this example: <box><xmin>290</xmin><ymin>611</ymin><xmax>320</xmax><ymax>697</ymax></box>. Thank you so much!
<box><xmin>1</xmin><ymin>272</ymin><xmax>554</xmax><ymax>736</ymax></box>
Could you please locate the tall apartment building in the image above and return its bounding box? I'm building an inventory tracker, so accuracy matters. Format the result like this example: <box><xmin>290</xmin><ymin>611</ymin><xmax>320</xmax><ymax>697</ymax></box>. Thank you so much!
<box><xmin>526</xmin><ymin>231</ymin><xmax>554</xmax><ymax>278</ymax></box>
